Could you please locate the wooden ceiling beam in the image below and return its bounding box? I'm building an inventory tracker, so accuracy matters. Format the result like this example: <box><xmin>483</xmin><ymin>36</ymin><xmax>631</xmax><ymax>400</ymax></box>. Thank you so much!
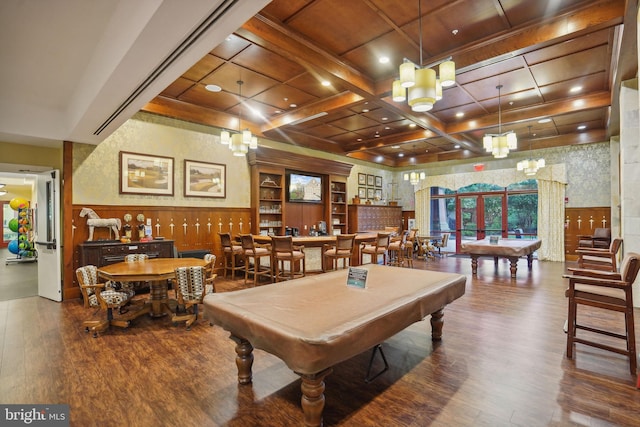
<box><xmin>142</xmin><ymin>96</ymin><xmax>262</xmax><ymax>135</ymax></box>
<box><xmin>260</xmin><ymin>91</ymin><xmax>363</xmax><ymax>133</ymax></box>
<box><xmin>447</xmin><ymin>91</ymin><xmax>612</xmax><ymax>134</ymax></box>
<box><xmin>376</xmin><ymin>0</ymin><xmax>625</xmax><ymax>96</ymax></box>
<box><xmin>238</xmin><ymin>14</ymin><xmax>376</xmax><ymax>97</ymax></box>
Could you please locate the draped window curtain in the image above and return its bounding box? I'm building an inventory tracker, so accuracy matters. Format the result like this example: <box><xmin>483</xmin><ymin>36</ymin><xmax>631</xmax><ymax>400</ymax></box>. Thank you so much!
<box><xmin>414</xmin><ymin>164</ymin><xmax>567</xmax><ymax>261</ymax></box>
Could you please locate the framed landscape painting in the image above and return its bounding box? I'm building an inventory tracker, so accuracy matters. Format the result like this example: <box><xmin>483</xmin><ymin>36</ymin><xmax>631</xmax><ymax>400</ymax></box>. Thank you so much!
<box><xmin>120</xmin><ymin>151</ymin><xmax>174</xmax><ymax>196</ymax></box>
<box><xmin>184</xmin><ymin>160</ymin><xmax>226</xmax><ymax>198</ymax></box>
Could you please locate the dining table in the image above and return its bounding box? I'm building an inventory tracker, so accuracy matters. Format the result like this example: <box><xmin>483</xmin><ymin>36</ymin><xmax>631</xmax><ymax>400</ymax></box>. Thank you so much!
<box><xmin>97</xmin><ymin>257</ymin><xmax>207</xmax><ymax>318</ymax></box>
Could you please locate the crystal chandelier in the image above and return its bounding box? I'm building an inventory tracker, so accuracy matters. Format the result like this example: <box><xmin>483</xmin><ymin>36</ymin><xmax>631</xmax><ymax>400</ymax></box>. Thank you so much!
<box><xmin>391</xmin><ymin>0</ymin><xmax>455</xmax><ymax>112</ymax></box>
<box><xmin>483</xmin><ymin>85</ymin><xmax>517</xmax><ymax>158</ymax></box>
<box><xmin>403</xmin><ymin>171</ymin><xmax>425</xmax><ymax>185</ymax></box>
<box><xmin>517</xmin><ymin>126</ymin><xmax>545</xmax><ymax>175</ymax></box>
<box><xmin>219</xmin><ymin>80</ymin><xmax>258</xmax><ymax>156</ymax></box>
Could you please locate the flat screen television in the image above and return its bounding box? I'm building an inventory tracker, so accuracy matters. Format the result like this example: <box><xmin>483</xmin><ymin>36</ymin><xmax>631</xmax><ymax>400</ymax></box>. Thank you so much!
<box><xmin>286</xmin><ymin>172</ymin><xmax>323</xmax><ymax>203</ymax></box>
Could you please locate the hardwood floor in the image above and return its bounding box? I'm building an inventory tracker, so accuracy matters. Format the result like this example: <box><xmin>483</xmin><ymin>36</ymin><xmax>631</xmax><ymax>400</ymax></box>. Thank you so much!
<box><xmin>1</xmin><ymin>255</ymin><xmax>639</xmax><ymax>426</ymax></box>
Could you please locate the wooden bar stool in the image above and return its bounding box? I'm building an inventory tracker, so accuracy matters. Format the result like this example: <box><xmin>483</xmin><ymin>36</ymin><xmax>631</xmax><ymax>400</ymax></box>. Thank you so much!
<box><xmin>271</xmin><ymin>235</ymin><xmax>305</xmax><ymax>282</ymax></box>
<box><xmin>240</xmin><ymin>234</ymin><xmax>273</xmax><ymax>286</ymax></box>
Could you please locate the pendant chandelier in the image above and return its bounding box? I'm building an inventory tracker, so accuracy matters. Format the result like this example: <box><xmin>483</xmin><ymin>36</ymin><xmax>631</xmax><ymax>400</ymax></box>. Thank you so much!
<box><xmin>483</xmin><ymin>85</ymin><xmax>517</xmax><ymax>158</ymax></box>
<box><xmin>403</xmin><ymin>171</ymin><xmax>426</xmax><ymax>185</ymax></box>
<box><xmin>517</xmin><ymin>126</ymin><xmax>545</xmax><ymax>176</ymax></box>
<box><xmin>219</xmin><ymin>80</ymin><xmax>258</xmax><ymax>156</ymax></box>
<box><xmin>391</xmin><ymin>0</ymin><xmax>455</xmax><ymax>112</ymax></box>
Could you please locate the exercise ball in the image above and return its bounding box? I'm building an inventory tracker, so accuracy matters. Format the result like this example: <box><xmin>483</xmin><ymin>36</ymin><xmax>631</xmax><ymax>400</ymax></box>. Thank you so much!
<box><xmin>8</xmin><ymin>239</ymin><xmax>19</xmax><ymax>254</ymax></box>
<box><xmin>8</xmin><ymin>218</ymin><xmax>19</xmax><ymax>232</ymax></box>
<box><xmin>9</xmin><ymin>198</ymin><xmax>28</xmax><ymax>211</ymax></box>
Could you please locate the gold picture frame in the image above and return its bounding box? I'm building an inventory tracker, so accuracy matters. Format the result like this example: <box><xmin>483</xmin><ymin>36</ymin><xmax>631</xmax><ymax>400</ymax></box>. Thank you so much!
<box><xmin>184</xmin><ymin>160</ymin><xmax>226</xmax><ymax>198</ymax></box>
<box><xmin>120</xmin><ymin>151</ymin><xmax>174</xmax><ymax>196</ymax></box>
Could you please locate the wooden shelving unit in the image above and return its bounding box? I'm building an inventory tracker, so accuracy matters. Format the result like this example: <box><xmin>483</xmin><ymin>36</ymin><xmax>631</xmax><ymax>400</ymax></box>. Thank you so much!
<box><xmin>256</xmin><ymin>171</ymin><xmax>285</xmax><ymax>236</ymax></box>
<box><xmin>329</xmin><ymin>177</ymin><xmax>348</xmax><ymax>235</ymax></box>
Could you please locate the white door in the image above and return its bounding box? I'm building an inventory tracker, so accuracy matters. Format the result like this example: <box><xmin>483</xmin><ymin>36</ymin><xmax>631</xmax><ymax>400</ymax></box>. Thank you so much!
<box><xmin>34</xmin><ymin>170</ymin><xmax>62</xmax><ymax>301</ymax></box>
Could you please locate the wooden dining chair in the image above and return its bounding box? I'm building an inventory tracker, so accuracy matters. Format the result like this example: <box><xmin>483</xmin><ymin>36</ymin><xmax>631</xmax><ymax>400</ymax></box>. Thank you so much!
<box><xmin>388</xmin><ymin>231</ymin><xmax>413</xmax><ymax>268</ymax></box>
<box><xmin>76</xmin><ymin>265</ymin><xmax>135</xmax><ymax>338</ymax></box>
<box><xmin>576</xmin><ymin>237</ymin><xmax>622</xmax><ymax>271</ymax></box>
<box><xmin>322</xmin><ymin>234</ymin><xmax>356</xmax><ymax>272</ymax></box>
<box><xmin>219</xmin><ymin>232</ymin><xmax>244</xmax><ymax>279</ymax></box>
<box><xmin>271</xmin><ymin>235</ymin><xmax>305</xmax><ymax>282</ymax></box>
<box><xmin>203</xmin><ymin>253</ymin><xmax>217</xmax><ymax>294</ymax></box>
<box><xmin>240</xmin><ymin>234</ymin><xmax>273</xmax><ymax>286</ymax></box>
<box><xmin>564</xmin><ymin>252</ymin><xmax>640</xmax><ymax>375</ymax></box>
<box><xmin>360</xmin><ymin>233</ymin><xmax>391</xmax><ymax>265</ymax></box>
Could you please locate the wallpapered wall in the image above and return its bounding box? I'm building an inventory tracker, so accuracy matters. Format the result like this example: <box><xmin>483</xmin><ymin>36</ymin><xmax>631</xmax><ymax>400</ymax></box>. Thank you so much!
<box><xmin>393</xmin><ymin>142</ymin><xmax>611</xmax><ymax>210</ymax></box>
<box><xmin>73</xmin><ymin>111</ymin><xmax>611</xmax><ymax>211</ymax></box>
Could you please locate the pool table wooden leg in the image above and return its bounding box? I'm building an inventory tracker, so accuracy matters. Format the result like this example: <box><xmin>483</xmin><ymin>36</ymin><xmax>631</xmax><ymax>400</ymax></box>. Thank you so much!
<box><xmin>470</xmin><ymin>255</ymin><xmax>479</xmax><ymax>275</ymax></box>
<box><xmin>527</xmin><ymin>253</ymin><xmax>534</xmax><ymax>269</ymax></box>
<box><xmin>231</xmin><ymin>335</ymin><xmax>254</xmax><ymax>384</ymax></box>
<box><xmin>508</xmin><ymin>257</ymin><xmax>518</xmax><ymax>278</ymax></box>
<box><xmin>298</xmin><ymin>368</ymin><xmax>332</xmax><ymax>427</ymax></box>
<box><xmin>430</xmin><ymin>308</ymin><xmax>444</xmax><ymax>341</ymax></box>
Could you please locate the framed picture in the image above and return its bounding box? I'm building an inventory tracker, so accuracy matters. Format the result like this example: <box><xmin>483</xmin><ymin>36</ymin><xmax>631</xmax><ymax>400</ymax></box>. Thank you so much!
<box><xmin>367</xmin><ymin>174</ymin><xmax>375</xmax><ymax>187</ymax></box>
<box><xmin>375</xmin><ymin>189</ymin><xmax>382</xmax><ymax>199</ymax></box>
<box><xmin>184</xmin><ymin>160</ymin><xmax>226</xmax><ymax>198</ymax></box>
<box><xmin>375</xmin><ymin>176</ymin><xmax>382</xmax><ymax>188</ymax></box>
<box><xmin>358</xmin><ymin>173</ymin><xmax>366</xmax><ymax>185</ymax></box>
<box><xmin>358</xmin><ymin>187</ymin><xmax>366</xmax><ymax>198</ymax></box>
<box><xmin>367</xmin><ymin>187</ymin><xmax>375</xmax><ymax>199</ymax></box>
<box><xmin>120</xmin><ymin>151</ymin><xmax>174</xmax><ymax>196</ymax></box>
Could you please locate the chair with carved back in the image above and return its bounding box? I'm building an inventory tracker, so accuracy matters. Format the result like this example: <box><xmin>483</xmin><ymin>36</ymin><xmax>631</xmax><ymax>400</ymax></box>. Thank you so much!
<box><xmin>564</xmin><ymin>252</ymin><xmax>640</xmax><ymax>375</ymax></box>
<box><xmin>76</xmin><ymin>265</ymin><xmax>135</xmax><ymax>337</ymax></box>
<box><xmin>407</xmin><ymin>228</ymin><xmax>419</xmax><ymax>257</ymax></box>
<box><xmin>360</xmin><ymin>233</ymin><xmax>391</xmax><ymax>265</ymax></box>
<box><xmin>271</xmin><ymin>235</ymin><xmax>306</xmax><ymax>282</ymax></box>
<box><xmin>322</xmin><ymin>234</ymin><xmax>356</xmax><ymax>272</ymax></box>
<box><xmin>219</xmin><ymin>232</ymin><xmax>244</xmax><ymax>279</ymax></box>
<box><xmin>576</xmin><ymin>237</ymin><xmax>622</xmax><ymax>272</ymax></box>
<box><xmin>172</xmin><ymin>266</ymin><xmax>206</xmax><ymax>330</ymax></box>
<box><xmin>240</xmin><ymin>234</ymin><xmax>273</xmax><ymax>286</ymax></box>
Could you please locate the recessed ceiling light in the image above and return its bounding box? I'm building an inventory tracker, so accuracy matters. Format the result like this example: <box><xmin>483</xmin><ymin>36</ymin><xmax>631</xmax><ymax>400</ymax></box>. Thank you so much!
<box><xmin>425</xmin><ymin>149</ymin><xmax>429</xmax><ymax>153</ymax></box>
<box><xmin>382</xmin><ymin>117</ymin><xmax>388</xmax><ymax>121</ymax></box>
<box><xmin>452</xmin><ymin>29</ymin><xmax>459</xmax><ymax>35</ymax></box>
<box><xmin>573</xmin><ymin>99</ymin><xmax>584</xmax><ymax>107</ymax></box>
<box><xmin>578</xmin><ymin>125</ymin><xmax>587</xmax><ymax>130</ymax></box>
<box><xmin>454</xmin><ymin>144</ymin><xmax>461</xmax><ymax>149</ymax></box>
<box><xmin>570</xmin><ymin>86</ymin><xmax>583</xmax><ymax>93</ymax></box>
<box><xmin>398</xmin><ymin>153</ymin><xmax>404</xmax><ymax>157</ymax></box>
<box><xmin>357</xmin><ymin>138</ymin><xmax>363</xmax><ymax>142</ymax></box>
<box><xmin>362</xmin><ymin>109</ymin><xmax>369</xmax><ymax>113</ymax></box>
<box><xmin>289</xmin><ymin>103</ymin><xmax>297</xmax><ymax>108</ymax></box>
<box><xmin>205</xmin><ymin>84</ymin><xmax>221</xmax><ymax>92</ymax></box>
<box><xmin>321</xmin><ymin>80</ymin><xmax>330</xmax><ymax>87</ymax></box>
<box><xmin>409</xmin><ymin>123</ymin><xmax>416</xmax><ymax>128</ymax></box>
<box><xmin>392</xmin><ymin>145</ymin><xmax>400</xmax><ymax>149</ymax></box>
<box><xmin>379</xmin><ymin>56</ymin><xmax>390</xmax><ymax>64</ymax></box>
<box><xmin>456</xmin><ymin>112</ymin><xmax>464</xmax><ymax>118</ymax></box>
<box><xmin>384</xmin><ymin>126</ymin><xmax>390</xmax><ymax>130</ymax></box>
<box><xmin>538</xmin><ymin>118</ymin><xmax>552</xmax><ymax>123</ymax></box>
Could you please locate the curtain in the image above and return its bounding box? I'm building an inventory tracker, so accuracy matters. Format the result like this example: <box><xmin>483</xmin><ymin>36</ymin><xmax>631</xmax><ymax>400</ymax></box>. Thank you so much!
<box><xmin>415</xmin><ymin>187</ymin><xmax>430</xmax><ymax>236</ymax></box>
<box><xmin>537</xmin><ymin>179</ymin><xmax>566</xmax><ymax>261</ymax></box>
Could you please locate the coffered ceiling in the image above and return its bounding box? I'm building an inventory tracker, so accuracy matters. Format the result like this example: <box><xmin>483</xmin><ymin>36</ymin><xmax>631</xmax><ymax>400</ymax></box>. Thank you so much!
<box><xmin>144</xmin><ymin>0</ymin><xmax>638</xmax><ymax>167</ymax></box>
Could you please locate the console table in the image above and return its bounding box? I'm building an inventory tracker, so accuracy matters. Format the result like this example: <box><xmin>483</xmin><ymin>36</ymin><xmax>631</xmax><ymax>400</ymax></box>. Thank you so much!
<box><xmin>78</xmin><ymin>240</ymin><xmax>175</xmax><ymax>267</ymax></box>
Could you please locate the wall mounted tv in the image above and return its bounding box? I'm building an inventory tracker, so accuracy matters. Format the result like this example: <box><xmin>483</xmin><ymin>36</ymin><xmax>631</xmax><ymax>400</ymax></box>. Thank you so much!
<box><xmin>286</xmin><ymin>172</ymin><xmax>323</xmax><ymax>203</ymax></box>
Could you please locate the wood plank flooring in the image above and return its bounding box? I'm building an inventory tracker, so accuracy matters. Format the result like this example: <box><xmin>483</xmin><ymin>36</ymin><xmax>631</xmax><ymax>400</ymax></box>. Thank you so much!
<box><xmin>1</xmin><ymin>255</ymin><xmax>639</xmax><ymax>426</ymax></box>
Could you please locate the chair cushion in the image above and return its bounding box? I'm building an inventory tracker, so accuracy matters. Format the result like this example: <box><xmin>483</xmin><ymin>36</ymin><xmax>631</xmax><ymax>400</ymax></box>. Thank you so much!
<box><xmin>325</xmin><ymin>249</ymin><xmax>351</xmax><ymax>257</ymax></box>
<box><xmin>571</xmin><ymin>284</ymin><xmax>627</xmax><ymax>305</ymax></box>
<box><xmin>100</xmin><ymin>289</ymin><xmax>133</xmax><ymax>306</ymax></box>
<box><xmin>245</xmin><ymin>247</ymin><xmax>270</xmax><ymax>256</ymax></box>
<box><xmin>275</xmin><ymin>250</ymin><xmax>305</xmax><ymax>261</ymax></box>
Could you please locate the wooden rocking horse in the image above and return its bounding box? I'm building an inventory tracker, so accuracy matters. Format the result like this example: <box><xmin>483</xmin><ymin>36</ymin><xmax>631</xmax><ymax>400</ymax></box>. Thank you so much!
<box><xmin>79</xmin><ymin>207</ymin><xmax>121</xmax><ymax>241</ymax></box>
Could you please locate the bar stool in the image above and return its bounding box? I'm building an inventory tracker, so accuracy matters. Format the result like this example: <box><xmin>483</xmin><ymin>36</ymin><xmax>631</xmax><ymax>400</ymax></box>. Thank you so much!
<box><xmin>360</xmin><ymin>233</ymin><xmax>391</xmax><ymax>265</ymax></box>
<box><xmin>271</xmin><ymin>236</ymin><xmax>305</xmax><ymax>282</ymax></box>
<box><xmin>388</xmin><ymin>231</ymin><xmax>413</xmax><ymax>268</ymax></box>
<box><xmin>219</xmin><ymin>232</ymin><xmax>244</xmax><ymax>279</ymax></box>
<box><xmin>322</xmin><ymin>234</ymin><xmax>356</xmax><ymax>272</ymax></box>
<box><xmin>240</xmin><ymin>234</ymin><xmax>273</xmax><ymax>286</ymax></box>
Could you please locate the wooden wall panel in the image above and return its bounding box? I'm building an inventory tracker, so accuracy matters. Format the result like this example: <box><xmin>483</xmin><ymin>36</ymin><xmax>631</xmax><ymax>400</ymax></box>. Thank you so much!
<box><xmin>564</xmin><ymin>206</ymin><xmax>611</xmax><ymax>260</ymax></box>
<box><xmin>68</xmin><ymin>204</ymin><xmax>251</xmax><ymax>299</ymax></box>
